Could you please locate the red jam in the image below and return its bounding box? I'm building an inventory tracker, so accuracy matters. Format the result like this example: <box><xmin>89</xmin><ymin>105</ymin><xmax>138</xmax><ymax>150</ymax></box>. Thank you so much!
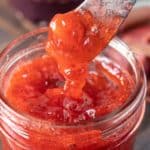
<box><xmin>2</xmin><ymin>9</ymin><xmax>138</xmax><ymax>150</ymax></box>
<box><xmin>6</xmin><ymin>55</ymin><xmax>134</xmax><ymax>124</ymax></box>
<box><xmin>46</xmin><ymin>10</ymin><xmax>121</xmax><ymax>98</ymax></box>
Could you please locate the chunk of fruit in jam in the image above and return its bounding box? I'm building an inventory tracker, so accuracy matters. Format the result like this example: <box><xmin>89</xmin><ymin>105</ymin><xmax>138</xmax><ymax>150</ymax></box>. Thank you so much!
<box><xmin>47</xmin><ymin>10</ymin><xmax>102</xmax><ymax>64</ymax></box>
<box><xmin>46</xmin><ymin>10</ymin><xmax>103</xmax><ymax>98</ymax></box>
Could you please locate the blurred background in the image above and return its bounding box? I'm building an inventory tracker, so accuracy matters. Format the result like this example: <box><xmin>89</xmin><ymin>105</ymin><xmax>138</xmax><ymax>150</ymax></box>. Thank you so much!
<box><xmin>0</xmin><ymin>0</ymin><xmax>149</xmax><ymax>149</ymax></box>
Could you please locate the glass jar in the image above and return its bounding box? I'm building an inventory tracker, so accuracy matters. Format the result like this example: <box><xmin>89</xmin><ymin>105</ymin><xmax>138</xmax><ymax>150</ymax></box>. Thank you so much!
<box><xmin>8</xmin><ymin>0</ymin><xmax>83</xmax><ymax>22</ymax></box>
<box><xmin>0</xmin><ymin>28</ymin><xmax>147</xmax><ymax>150</ymax></box>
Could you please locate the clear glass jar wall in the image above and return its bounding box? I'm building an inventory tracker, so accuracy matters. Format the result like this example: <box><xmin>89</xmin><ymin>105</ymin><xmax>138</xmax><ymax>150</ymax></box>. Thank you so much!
<box><xmin>0</xmin><ymin>28</ymin><xmax>147</xmax><ymax>150</ymax></box>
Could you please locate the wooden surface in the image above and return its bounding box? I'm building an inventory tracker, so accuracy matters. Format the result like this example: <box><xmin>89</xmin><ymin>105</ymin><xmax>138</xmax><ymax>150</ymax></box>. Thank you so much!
<box><xmin>0</xmin><ymin>0</ymin><xmax>150</xmax><ymax>149</ymax></box>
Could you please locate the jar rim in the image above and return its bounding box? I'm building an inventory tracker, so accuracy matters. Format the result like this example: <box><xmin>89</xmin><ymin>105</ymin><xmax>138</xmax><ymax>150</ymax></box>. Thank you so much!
<box><xmin>0</xmin><ymin>27</ymin><xmax>147</xmax><ymax>129</ymax></box>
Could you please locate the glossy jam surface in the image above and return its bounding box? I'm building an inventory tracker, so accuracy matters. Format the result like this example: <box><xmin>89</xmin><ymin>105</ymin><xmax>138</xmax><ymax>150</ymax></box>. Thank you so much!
<box><xmin>46</xmin><ymin>10</ymin><xmax>121</xmax><ymax>98</ymax></box>
<box><xmin>47</xmin><ymin>11</ymin><xmax>102</xmax><ymax>64</ymax></box>
<box><xmin>5</xmin><ymin>55</ymin><xmax>134</xmax><ymax>124</ymax></box>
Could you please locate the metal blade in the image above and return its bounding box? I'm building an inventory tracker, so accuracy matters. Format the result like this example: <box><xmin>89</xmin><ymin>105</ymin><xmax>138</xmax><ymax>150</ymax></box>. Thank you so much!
<box><xmin>77</xmin><ymin>0</ymin><xmax>136</xmax><ymax>41</ymax></box>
